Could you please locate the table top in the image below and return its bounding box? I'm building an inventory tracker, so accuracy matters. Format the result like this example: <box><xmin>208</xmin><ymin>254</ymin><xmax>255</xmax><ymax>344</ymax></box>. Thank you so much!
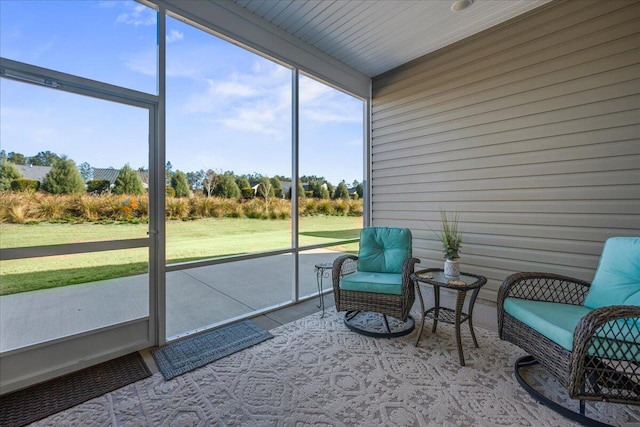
<box><xmin>315</xmin><ymin>262</ymin><xmax>334</xmax><ymax>270</ymax></box>
<box><xmin>411</xmin><ymin>268</ymin><xmax>487</xmax><ymax>290</ymax></box>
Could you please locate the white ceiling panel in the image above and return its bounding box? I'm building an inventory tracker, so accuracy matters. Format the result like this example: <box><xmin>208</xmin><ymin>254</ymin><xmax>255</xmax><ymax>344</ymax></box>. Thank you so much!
<box><xmin>232</xmin><ymin>0</ymin><xmax>551</xmax><ymax>77</ymax></box>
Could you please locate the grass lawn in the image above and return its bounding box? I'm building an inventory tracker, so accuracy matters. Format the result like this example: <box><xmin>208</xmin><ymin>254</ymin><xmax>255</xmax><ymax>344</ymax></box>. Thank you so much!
<box><xmin>0</xmin><ymin>216</ymin><xmax>361</xmax><ymax>295</ymax></box>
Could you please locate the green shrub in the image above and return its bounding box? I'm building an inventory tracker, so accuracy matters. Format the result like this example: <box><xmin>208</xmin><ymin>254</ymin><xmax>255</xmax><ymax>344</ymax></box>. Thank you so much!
<box><xmin>165</xmin><ymin>187</ymin><xmax>176</xmax><ymax>198</ymax></box>
<box><xmin>0</xmin><ymin>160</ymin><xmax>23</xmax><ymax>191</ymax></box>
<box><xmin>333</xmin><ymin>182</ymin><xmax>350</xmax><ymax>200</ymax></box>
<box><xmin>11</xmin><ymin>179</ymin><xmax>40</xmax><ymax>193</ymax></box>
<box><xmin>87</xmin><ymin>179</ymin><xmax>111</xmax><ymax>194</ymax></box>
<box><xmin>214</xmin><ymin>174</ymin><xmax>241</xmax><ymax>200</ymax></box>
<box><xmin>270</xmin><ymin>177</ymin><xmax>283</xmax><ymax>198</ymax></box>
<box><xmin>241</xmin><ymin>187</ymin><xmax>254</xmax><ymax>200</ymax></box>
<box><xmin>42</xmin><ymin>157</ymin><xmax>85</xmax><ymax>194</ymax></box>
<box><xmin>171</xmin><ymin>170</ymin><xmax>190</xmax><ymax>197</ymax></box>
<box><xmin>112</xmin><ymin>164</ymin><xmax>145</xmax><ymax>195</ymax></box>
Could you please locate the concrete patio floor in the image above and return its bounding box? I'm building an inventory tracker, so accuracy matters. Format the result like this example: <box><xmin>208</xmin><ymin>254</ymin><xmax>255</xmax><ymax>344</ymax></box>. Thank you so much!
<box><xmin>0</xmin><ymin>249</ymin><xmax>341</xmax><ymax>353</ymax></box>
<box><xmin>0</xmin><ymin>247</ymin><xmax>498</xmax><ymax>354</ymax></box>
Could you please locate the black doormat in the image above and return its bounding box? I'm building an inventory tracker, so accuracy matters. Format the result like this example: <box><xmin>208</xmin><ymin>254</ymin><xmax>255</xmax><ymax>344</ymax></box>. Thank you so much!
<box><xmin>0</xmin><ymin>352</ymin><xmax>151</xmax><ymax>427</ymax></box>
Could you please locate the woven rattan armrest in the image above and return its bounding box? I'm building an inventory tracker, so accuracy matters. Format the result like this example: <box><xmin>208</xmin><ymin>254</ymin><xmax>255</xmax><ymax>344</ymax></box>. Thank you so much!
<box><xmin>402</xmin><ymin>257</ymin><xmax>420</xmax><ymax>291</ymax></box>
<box><xmin>332</xmin><ymin>254</ymin><xmax>358</xmax><ymax>308</ymax></box>
<box><xmin>498</xmin><ymin>272</ymin><xmax>591</xmax><ymax>338</ymax></box>
<box><xmin>568</xmin><ymin>305</ymin><xmax>640</xmax><ymax>400</ymax></box>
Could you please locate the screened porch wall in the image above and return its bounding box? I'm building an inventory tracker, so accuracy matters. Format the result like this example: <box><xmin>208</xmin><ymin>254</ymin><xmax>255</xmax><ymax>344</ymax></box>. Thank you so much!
<box><xmin>370</xmin><ymin>0</ymin><xmax>640</xmax><ymax>301</ymax></box>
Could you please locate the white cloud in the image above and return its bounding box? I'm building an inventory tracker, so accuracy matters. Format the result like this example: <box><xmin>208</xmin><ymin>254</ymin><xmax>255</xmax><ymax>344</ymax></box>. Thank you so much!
<box><xmin>212</xmin><ymin>79</ymin><xmax>256</xmax><ymax>98</ymax></box>
<box><xmin>166</xmin><ymin>61</ymin><xmax>199</xmax><ymax>79</ymax></box>
<box><xmin>183</xmin><ymin>62</ymin><xmax>291</xmax><ymax>137</ymax></box>
<box><xmin>167</xmin><ymin>30</ymin><xmax>184</xmax><ymax>43</ymax></box>
<box><xmin>177</xmin><ymin>56</ymin><xmax>361</xmax><ymax>143</ymax></box>
<box><xmin>298</xmin><ymin>75</ymin><xmax>362</xmax><ymax>123</ymax></box>
<box><xmin>299</xmin><ymin>77</ymin><xmax>332</xmax><ymax>103</ymax></box>
<box><xmin>116</xmin><ymin>4</ymin><xmax>156</xmax><ymax>26</ymax></box>
<box><xmin>124</xmin><ymin>48</ymin><xmax>157</xmax><ymax>76</ymax></box>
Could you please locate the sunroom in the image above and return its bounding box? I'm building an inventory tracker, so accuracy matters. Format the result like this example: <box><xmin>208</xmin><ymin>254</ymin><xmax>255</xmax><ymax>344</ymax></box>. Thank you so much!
<box><xmin>1</xmin><ymin>0</ymin><xmax>639</xmax><ymax>425</ymax></box>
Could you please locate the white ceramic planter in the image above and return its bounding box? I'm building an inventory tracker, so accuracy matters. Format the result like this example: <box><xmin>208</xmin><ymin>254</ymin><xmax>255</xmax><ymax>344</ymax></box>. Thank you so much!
<box><xmin>444</xmin><ymin>259</ymin><xmax>460</xmax><ymax>277</ymax></box>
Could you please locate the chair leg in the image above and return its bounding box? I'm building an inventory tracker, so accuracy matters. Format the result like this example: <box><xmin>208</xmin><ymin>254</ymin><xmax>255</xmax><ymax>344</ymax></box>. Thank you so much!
<box><xmin>514</xmin><ymin>355</ymin><xmax>612</xmax><ymax>427</ymax></box>
<box><xmin>343</xmin><ymin>311</ymin><xmax>415</xmax><ymax>338</ymax></box>
<box><xmin>345</xmin><ymin>311</ymin><xmax>360</xmax><ymax>321</ymax></box>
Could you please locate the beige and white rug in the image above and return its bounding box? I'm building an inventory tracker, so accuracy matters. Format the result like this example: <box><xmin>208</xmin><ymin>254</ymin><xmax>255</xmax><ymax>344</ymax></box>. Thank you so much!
<box><xmin>31</xmin><ymin>310</ymin><xmax>640</xmax><ymax>426</ymax></box>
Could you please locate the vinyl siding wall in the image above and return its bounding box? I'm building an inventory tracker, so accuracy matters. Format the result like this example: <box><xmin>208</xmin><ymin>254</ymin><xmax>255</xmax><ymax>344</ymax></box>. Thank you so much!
<box><xmin>371</xmin><ymin>0</ymin><xmax>640</xmax><ymax>301</ymax></box>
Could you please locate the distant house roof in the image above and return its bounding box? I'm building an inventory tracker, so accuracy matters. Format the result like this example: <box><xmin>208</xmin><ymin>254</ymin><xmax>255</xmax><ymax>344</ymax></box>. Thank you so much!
<box><xmin>14</xmin><ymin>165</ymin><xmax>51</xmax><ymax>183</ymax></box>
<box><xmin>11</xmin><ymin>164</ymin><xmax>149</xmax><ymax>188</ymax></box>
<box><xmin>92</xmin><ymin>168</ymin><xmax>120</xmax><ymax>184</ymax></box>
<box><xmin>93</xmin><ymin>168</ymin><xmax>149</xmax><ymax>188</ymax></box>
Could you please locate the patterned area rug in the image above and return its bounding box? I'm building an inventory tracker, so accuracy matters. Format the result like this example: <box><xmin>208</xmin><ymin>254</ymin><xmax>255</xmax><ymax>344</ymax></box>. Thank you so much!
<box><xmin>152</xmin><ymin>319</ymin><xmax>273</xmax><ymax>380</ymax></box>
<box><xmin>31</xmin><ymin>310</ymin><xmax>640</xmax><ymax>426</ymax></box>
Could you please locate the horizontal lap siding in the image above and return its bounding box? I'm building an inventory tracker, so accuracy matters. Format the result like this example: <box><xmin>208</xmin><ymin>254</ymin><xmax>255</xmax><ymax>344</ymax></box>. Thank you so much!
<box><xmin>370</xmin><ymin>0</ymin><xmax>640</xmax><ymax>301</ymax></box>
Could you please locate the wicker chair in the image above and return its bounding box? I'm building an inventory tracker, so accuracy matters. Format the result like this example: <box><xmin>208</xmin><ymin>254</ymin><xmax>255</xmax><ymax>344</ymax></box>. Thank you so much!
<box><xmin>332</xmin><ymin>227</ymin><xmax>419</xmax><ymax>337</ymax></box>
<box><xmin>498</xmin><ymin>237</ymin><xmax>640</xmax><ymax>426</ymax></box>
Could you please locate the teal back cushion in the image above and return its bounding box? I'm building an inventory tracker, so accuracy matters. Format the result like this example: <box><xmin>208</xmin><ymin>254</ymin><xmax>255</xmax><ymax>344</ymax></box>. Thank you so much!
<box><xmin>584</xmin><ymin>237</ymin><xmax>640</xmax><ymax>309</ymax></box>
<box><xmin>357</xmin><ymin>227</ymin><xmax>412</xmax><ymax>274</ymax></box>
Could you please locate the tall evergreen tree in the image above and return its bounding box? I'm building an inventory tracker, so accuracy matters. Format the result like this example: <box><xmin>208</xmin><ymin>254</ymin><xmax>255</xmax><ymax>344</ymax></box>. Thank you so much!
<box><xmin>237</xmin><ymin>176</ymin><xmax>251</xmax><ymax>190</ymax></box>
<box><xmin>42</xmin><ymin>157</ymin><xmax>85</xmax><ymax>194</ymax></box>
<box><xmin>165</xmin><ymin>161</ymin><xmax>173</xmax><ymax>186</ymax></box>
<box><xmin>78</xmin><ymin>162</ymin><xmax>94</xmax><ymax>181</ymax></box>
<box><xmin>30</xmin><ymin>150</ymin><xmax>61</xmax><ymax>166</ymax></box>
<box><xmin>7</xmin><ymin>152</ymin><xmax>27</xmax><ymax>165</ymax></box>
<box><xmin>171</xmin><ymin>170</ymin><xmax>190</xmax><ymax>197</ymax></box>
<box><xmin>113</xmin><ymin>164</ymin><xmax>145</xmax><ymax>195</ymax></box>
<box><xmin>334</xmin><ymin>182</ymin><xmax>350</xmax><ymax>200</ymax></box>
<box><xmin>270</xmin><ymin>177</ymin><xmax>283</xmax><ymax>198</ymax></box>
<box><xmin>0</xmin><ymin>159</ymin><xmax>22</xmax><ymax>190</ymax></box>
<box><xmin>214</xmin><ymin>174</ymin><xmax>241</xmax><ymax>199</ymax></box>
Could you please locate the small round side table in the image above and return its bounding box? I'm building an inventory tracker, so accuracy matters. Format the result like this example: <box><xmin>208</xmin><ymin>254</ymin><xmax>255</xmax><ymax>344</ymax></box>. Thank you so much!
<box><xmin>411</xmin><ymin>268</ymin><xmax>487</xmax><ymax>366</ymax></box>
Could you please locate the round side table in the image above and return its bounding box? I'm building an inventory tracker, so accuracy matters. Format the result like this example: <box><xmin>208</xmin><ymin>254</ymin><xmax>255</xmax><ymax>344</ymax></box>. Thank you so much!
<box><xmin>411</xmin><ymin>268</ymin><xmax>487</xmax><ymax>366</ymax></box>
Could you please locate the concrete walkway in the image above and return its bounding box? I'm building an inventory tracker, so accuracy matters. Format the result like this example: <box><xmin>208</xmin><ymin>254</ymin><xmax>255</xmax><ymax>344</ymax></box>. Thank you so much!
<box><xmin>0</xmin><ymin>249</ymin><xmax>340</xmax><ymax>352</ymax></box>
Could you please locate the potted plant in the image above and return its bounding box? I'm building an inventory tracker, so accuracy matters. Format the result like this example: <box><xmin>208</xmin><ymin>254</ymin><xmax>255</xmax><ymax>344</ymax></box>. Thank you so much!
<box><xmin>431</xmin><ymin>209</ymin><xmax>463</xmax><ymax>277</ymax></box>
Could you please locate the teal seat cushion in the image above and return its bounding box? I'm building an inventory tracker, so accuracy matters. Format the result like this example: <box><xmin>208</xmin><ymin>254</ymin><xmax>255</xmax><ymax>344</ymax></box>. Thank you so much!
<box><xmin>504</xmin><ymin>298</ymin><xmax>593</xmax><ymax>351</ymax></box>
<box><xmin>357</xmin><ymin>227</ymin><xmax>412</xmax><ymax>274</ymax></box>
<box><xmin>340</xmin><ymin>271</ymin><xmax>403</xmax><ymax>295</ymax></box>
<box><xmin>584</xmin><ymin>237</ymin><xmax>640</xmax><ymax>309</ymax></box>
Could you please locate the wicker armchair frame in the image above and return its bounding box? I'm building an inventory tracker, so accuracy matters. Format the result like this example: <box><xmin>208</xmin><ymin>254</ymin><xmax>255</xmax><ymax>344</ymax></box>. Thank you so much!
<box><xmin>498</xmin><ymin>272</ymin><xmax>640</xmax><ymax>426</ymax></box>
<box><xmin>332</xmin><ymin>254</ymin><xmax>419</xmax><ymax>336</ymax></box>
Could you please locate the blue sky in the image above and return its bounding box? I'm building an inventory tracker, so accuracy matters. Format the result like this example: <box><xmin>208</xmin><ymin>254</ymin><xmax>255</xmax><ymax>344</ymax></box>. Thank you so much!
<box><xmin>0</xmin><ymin>0</ymin><xmax>364</xmax><ymax>185</ymax></box>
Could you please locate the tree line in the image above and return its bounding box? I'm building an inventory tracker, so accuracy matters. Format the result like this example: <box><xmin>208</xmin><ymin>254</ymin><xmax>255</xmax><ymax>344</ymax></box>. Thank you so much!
<box><xmin>0</xmin><ymin>150</ymin><xmax>364</xmax><ymax>201</ymax></box>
